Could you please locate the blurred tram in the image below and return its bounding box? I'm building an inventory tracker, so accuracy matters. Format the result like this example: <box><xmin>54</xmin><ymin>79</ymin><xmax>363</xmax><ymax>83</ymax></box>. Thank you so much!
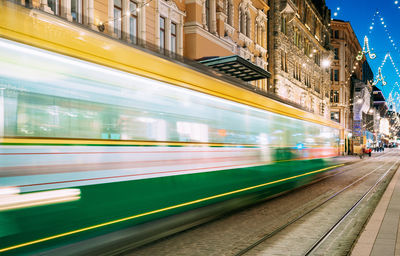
<box><xmin>0</xmin><ymin>1</ymin><xmax>341</xmax><ymax>254</ymax></box>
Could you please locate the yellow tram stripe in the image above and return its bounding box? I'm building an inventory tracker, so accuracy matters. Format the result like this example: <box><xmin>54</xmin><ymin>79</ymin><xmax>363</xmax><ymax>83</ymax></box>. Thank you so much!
<box><xmin>0</xmin><ymin>163</ymin><xmax>344</xmax><ymax>253</ymax></box>
<box><xmin>0</xmin><ymin>137</ymin><xmax>336</xmax><ymax>149</ymax></box>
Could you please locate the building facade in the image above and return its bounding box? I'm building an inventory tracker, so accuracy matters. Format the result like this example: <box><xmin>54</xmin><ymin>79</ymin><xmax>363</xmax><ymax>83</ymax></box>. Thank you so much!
<box><xmin>268</xmin><ymin>0</ymin><xmax>331</xmax><ymax>118</ymax></box>
<box><xmin>184</xmin><ymin>0</ymin><xmax>270</xmax><ymax>90</ymax></box>
<box><xmin>29</xmin><ymin>0</ymin><xmax>270</xmax><ymax>90</ymax></box>
<box><xmin>329</xmin><ymin>19</ymin><xmax>364</xmax><ymax>154</ymax></box>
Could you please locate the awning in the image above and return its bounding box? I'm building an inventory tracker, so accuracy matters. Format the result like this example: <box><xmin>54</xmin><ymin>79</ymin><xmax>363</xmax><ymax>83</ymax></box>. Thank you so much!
<box><xmin>199</xmin><ymin>55</ymin><xmax>271</xmax><ymax>82</ymax></box>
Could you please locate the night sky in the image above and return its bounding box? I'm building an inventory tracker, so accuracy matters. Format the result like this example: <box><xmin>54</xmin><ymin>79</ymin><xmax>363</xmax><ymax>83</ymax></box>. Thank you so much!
<box><xmin>325</xmin><ymin>0</ymin><xmax>400</xmax><ymax>110</ymax></box>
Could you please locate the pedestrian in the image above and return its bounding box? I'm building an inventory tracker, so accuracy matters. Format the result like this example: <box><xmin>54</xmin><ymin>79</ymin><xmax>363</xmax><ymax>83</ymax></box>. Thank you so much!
<box><xmin>368</xmin><ymin>148</ymin><xmax>372</xmax><ymax>157</ymax></box>
<box><xmin>359</xmin><ymin>146</ymin><xmax>365</xmax><ymax>159</ymax></box>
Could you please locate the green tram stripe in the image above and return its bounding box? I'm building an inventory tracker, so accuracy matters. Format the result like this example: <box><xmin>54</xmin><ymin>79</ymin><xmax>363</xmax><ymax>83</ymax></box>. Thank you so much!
<box><xmin>0</xmin><ymin>163</ymin><xmax>344</xmax><ymax>253</ymax></box>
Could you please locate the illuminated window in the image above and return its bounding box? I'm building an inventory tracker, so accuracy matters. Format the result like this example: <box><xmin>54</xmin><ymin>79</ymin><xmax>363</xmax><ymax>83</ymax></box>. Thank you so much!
<box><xmin>330</xmin><ymin>90</ymin><xmax>339</xmax><ymax>103</ymax></box>
<box><xmin>334</xmin><ymin>69</ymin><xmax>339</xmax><ymax>81</ymax></box>
<box><xmin>334</xmin><ymin>48</ymin><xmax>339</xmax><ymax>60</ymax></box>
<box><xmin>331</xmin><ymin>111</ymin><xmax>340</xmax><ymax>123</ymax></box>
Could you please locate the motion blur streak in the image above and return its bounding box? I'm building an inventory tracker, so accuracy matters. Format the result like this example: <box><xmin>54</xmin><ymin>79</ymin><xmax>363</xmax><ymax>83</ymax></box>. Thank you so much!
<box><xmin>0</xmin><ymin>164</ymin><xmax>343</xmax><ymax>253</ymax></box>
<box><xmin>0</xmin><ymin>188</ymin><xmax>81</xmax><ymax>211</ymax></box>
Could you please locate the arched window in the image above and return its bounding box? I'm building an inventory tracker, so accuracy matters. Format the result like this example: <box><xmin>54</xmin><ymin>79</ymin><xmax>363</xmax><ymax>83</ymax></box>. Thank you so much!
<box><xmin>239</xmin><ymin>9</ymin><xmax>244</xmax><ymax>34</ymax></box>
<box><xmin>245</xmin><ymin>12</ymin><xmax>250</xmax><ymax>37</ymax></box>
<box><xmin>226</xmin><ymin>0</ymin><xmax>233</xmax><ymax>26</ymax></box>
<box><xmin>261</xmin><ymin>26</ymin><xmax>265</xmax><ymax>46</ymax></box>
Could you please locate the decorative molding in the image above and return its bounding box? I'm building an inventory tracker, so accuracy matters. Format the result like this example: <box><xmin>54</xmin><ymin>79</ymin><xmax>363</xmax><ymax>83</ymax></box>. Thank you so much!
<box><xmin>238</xmin><ymin>32</ymin><xmax>252</xmax><ymax>47</ymax></box>
<box><xmin>185</xmin><ymin>0</ymin><xmax>203</xmax><ymax>5</ymax></box>
<box><xmin>255</xmin><ymin>43</ymin><xmax>267</xmax><ymax>56</ymax></box>
<box><xmin>224</xmin><ymin>23</ymin><xmax>234</xmax><ymax>37</ymax></box>
<box><xmin>280</xmin><ymin>0</ymin><xmax>296</xmax><ymax>14</ymax></box>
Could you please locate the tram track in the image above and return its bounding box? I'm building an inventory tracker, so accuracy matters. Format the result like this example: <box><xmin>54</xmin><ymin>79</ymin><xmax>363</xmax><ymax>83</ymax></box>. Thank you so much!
<box><xmin>234</xmin><ymin>152</ymin><xmax>399</xmax><ymax>256</ymax></box>
<box><xmin>124</xmin><ymin>152</ymin><xmax>395</xmax><ymax>256</ymax></box>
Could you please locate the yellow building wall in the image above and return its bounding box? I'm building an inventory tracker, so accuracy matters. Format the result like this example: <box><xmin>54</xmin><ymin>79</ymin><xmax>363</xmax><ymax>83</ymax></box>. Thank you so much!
<box><xmin>185</xmin><ymin>33</ymin><xmax>233</xmax><ymax>59</ymax></box>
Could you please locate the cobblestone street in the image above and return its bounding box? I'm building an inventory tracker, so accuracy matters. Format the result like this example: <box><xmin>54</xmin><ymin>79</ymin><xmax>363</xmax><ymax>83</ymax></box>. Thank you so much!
<box><xmin>126</xmin><ymin>150</ymin><xmax>398</xmax><ymax>256</ymax></box>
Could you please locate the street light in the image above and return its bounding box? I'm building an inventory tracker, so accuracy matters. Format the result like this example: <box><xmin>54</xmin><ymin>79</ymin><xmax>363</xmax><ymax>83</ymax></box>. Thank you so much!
<box><xmin>322</xmin><ymin>59</ymin><xmax>331</xmax><ymax>68</ymax></box>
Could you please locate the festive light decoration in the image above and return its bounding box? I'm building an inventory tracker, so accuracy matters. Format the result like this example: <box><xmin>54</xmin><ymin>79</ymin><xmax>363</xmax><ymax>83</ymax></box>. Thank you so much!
<box><xmin>356</xmin><ymin>36</ymin><xmax>376</xmax><ymax>60</ymax></box>
<box><xmin>369</xmin><ymin>10</ymin><xmax>399</xmax><ymax>53</ymax></box>
<box><xmin>373</xmin><ymin>67</ymin><xmax>387</xmax><ymax>86</ymax></box>
<box><xmin>332</xmin><ymin>6</ymin><xmax>341</xmax><ymax>17</ymax></box>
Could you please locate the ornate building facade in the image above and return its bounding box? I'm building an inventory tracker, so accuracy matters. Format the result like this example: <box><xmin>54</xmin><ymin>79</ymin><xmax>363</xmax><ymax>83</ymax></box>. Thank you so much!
<box><xmin>29</xmin><ymin>0</ymin><xmax>270</xmax><ymax>90</ymax></box>
<box><xmin>330</xmin><ymin>19</ymin><xmax>365</xmax><ymax>154</ymax></box>
<box><xmin>268</xmin><ymin>0</ymin><xmax>332</xmax><ymax>118</ymax></box>
<box><xmin>184</xmin><ymin>0</ymin><xmax>270</xmax><ymax>90</ymax></box>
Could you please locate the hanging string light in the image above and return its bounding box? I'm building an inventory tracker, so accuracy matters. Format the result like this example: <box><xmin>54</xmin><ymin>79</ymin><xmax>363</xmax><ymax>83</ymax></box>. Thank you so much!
<box><xmin>96</xmin><ymin>0</ymin><xmax>153</xmax><ymax>31</ymax></box>
<box><xmin>332</xmin><ymin>6</ymin><xmax>341</xmax><ymax>18</ymax></box>
<box><xmin>373</xmin><ymin>67</ymin><xmax>387</xmax><ymax>86</ymax></box>
<box><xmin>356</xmin><ymin>36</ymin><xmax>376</xmax><ymax>60</ymax></box>
<box><xmin>395</xmin><ymin>0</ymin><xmax>400</xmax><ymax>9</ymax></box>
<box><xmin>369</xmin><ymin>10</ymin><xmax>399</xmax><ymax>54</ymax></box>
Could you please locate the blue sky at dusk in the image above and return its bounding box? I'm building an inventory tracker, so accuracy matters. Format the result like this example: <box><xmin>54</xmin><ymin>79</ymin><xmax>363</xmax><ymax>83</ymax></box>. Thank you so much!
<box><xmin>325</xmin><ymin>0</ymin><xmax>400</xmax><ymax>110</ymax></box>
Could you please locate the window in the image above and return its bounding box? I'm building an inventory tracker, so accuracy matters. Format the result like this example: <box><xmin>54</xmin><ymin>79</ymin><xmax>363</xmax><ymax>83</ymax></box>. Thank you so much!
<box><xmin>334</xmin><ymin>48</ymin><xmax>339</xmax><ymax>60</ymax></box>
<box><xmin>305</xmin><ymin>73</ymin><xmax>311</xmax><ymax>88</ymax></box>
<box><xmin>330</xmin><ymin>90</ymin><xmax>339</xmax><ymax>103</ymax></box>
<box><xmin>246</xmin><ymin>13</ymin><xmax>250</xmax><ymax>37</ymax></box>
<box><xmin>334</xmin><ymin>69</ymin><xmax>339</xmax><ymax>81</ymax></box>
<box><xmin>224</xmin><ymin>0</ymin><xmax>233</xmax><ymax>26</ymax></box>
<box><xmin>294</xmin><ymin>30</ymin><xmax>302</xmax><ymax>48</ymax></box>
<box><xmin>48</xmin><ymin>0</ymin><xmax>60</xmax><ymax>15</ymax></box>
<box><xmin>239</xmin><ymin>10</ymin><xmax>250</xmax><ymax>37</ymax></box>
<box><xmin>171</xmin><ymin>22</ymin><xmax>177</xmax><ymax>53</ymax></box>
<box><xmin>129</xmin><ymin>1</ymin><xmax>138</xmax><ymax>44</ymax></box>
<box><xmin>114</xmin><ymin>0</ymin><xmax>122</xmax><ymax>38</ymax></box>
<box><xmin>334</xmin><ymin>30</ymin><xmax>339</xmax><ymax>39</ymax></box>
<box><xmin>281</xmin><ymin>51</ymin><xmax>287</xmax><ymax>72</ymax></box>
<box><xmin>314</xmin><ymin>51</ymin><xmax>320</xmax><ymax>66</ymax></box>
<box><xmin>205</xmin><ymin>0</ymin><xmax>210</xmax><ymax>30</ymax></box>
<box><xmin>293</xmin><ymin>62</ymin><xmax>301</xmax><ymax>81</ymax></box>
<box><xmin>331</xmin><ymin>111</ymin><xmax>340</xmax><ymax>123</ymax></box>
<box><xmin>281</xmin><ymin>16</ymin><xmax>287</xmax><ymax>35</ymax></box>
<box><xmin>158</xmin><ymin>0</ymin><xmax>184</xmax><ymax>55</ymax></box>
<box><xmin>71</xmin><ymin>0</ymin><xmax>83</xmax><ymax>23</ymax></box>
<box><xmin>160</xmin><ymin>16</ymin><xmax>166</xmax><ymax>50</ymax></box>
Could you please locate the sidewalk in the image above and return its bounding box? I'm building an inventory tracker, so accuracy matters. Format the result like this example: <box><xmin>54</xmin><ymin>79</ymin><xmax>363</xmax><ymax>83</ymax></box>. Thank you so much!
<box><xmin>333</xmin><ymin>149</ymin><xmax>388</xmax><ymax>165</ymax></box>
<box><xmin>351</xmin><ymin>149</ymin><xmax>400</xmax><ymax>256</ymax></box>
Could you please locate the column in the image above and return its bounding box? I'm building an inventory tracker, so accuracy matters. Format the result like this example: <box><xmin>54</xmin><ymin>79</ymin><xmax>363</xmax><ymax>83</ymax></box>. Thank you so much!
<box><xmin>87</xmin><ymin>0</ymin><xmax>96</xmax><ymax>29</ymax></box>
<box><xmin>123</xmin><ymin>0</ymin><xmax>129</xmax><ymax>40</ymax></box>
<box><xmin>210</xmin><ymin>0</ymin><xmax>216</xmax><ymax>34</ymax></box>
<box><xmin>61</xmin><ymin>0</ymin><xmax>73</xmax><ymax>21</ymax></box>
<box><xmin>178</xmin><ymin>16</ymin><xmax>183</xmax><ymax>55</ymax></box>
<box><xmin>140</xmin><ymin>0</ymin><xmax>146</xmax><ymax>44</ymax></box>
<box><xmin>40</xmin><ymin>0</ymin><xmax>53</xmax><ymax>13</ymax></box>
<box><xmin>108</xmin><ymin>0</ymin><xmax>114</xmax><ymax>36</ymax></box>
<box><xmin>166</xmin><ymin>16</ymin><xmax>171</xmax><ymax>53</ymax></box>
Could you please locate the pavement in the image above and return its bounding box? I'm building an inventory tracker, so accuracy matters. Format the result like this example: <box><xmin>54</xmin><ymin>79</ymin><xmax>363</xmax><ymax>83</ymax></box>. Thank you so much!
<box><xmin>351</xmin><ymin>148</ymin><xmax>400</xmax><ymax>256</ymax></box>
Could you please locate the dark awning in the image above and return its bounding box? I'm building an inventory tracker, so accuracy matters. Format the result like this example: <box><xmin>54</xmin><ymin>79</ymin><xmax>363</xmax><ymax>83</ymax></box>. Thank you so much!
<box><xmin>199</xmin><ymin>55</ymin><xmax>271</xmax><ymax>82</ymax></box>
